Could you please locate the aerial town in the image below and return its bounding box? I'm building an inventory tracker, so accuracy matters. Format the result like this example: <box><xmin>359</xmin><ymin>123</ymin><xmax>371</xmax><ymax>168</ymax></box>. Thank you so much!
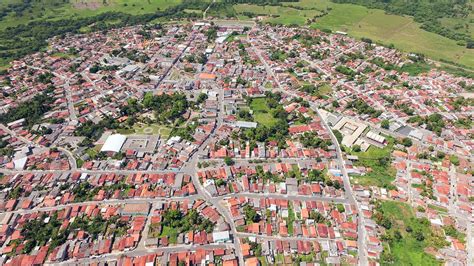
<box><xmin>0</xmin><ymin>20</ymin><xmax>472</xmax><ymax>266</ymax></box>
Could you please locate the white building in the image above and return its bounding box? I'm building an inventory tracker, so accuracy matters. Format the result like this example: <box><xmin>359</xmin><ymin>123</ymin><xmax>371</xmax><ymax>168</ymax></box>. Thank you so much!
<box><xmin>100</xmin><ymin>134</ymin><xmax>127</xmax><ymax>154</ymax></box>
<box><xmin>212</xmin><ymin>231</ymin><xmax>231</xmax><ymax>243</ymax></box>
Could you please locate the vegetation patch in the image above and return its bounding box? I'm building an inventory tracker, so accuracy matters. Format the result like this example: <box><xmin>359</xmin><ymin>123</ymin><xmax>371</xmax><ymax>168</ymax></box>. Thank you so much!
<box><xmin>0</xmin><ymin>86</ymin><xmax>55</xmax><ymax>127</ymax></box>
<box><xmin>375</xmin><ymin>201</ymin><xmax>445</xmax><ymax>265</ymax></box>
<box><xmin>349</xmin><ymin>137</ymin><xmax>395</xmax><ymax>188</ymax></box>
<box><xmin>250</xmin><ymin>97</ymin><xmax>280</xmax><ymax>127</ymax></box>
<box><xmin>150</xmin><ymin>209</ymin><xmax>215</xmax><ymax>244</ymax></box>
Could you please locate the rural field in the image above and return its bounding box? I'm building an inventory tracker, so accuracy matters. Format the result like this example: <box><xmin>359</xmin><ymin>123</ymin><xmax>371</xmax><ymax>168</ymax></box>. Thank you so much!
<box><xmin>310</xmin><ymin>5</ymin><xmax>474</xmax><ymax>68</ymax></box>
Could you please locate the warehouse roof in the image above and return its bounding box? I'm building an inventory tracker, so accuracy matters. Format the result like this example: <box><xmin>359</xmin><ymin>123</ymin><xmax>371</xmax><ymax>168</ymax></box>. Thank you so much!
<box><xmin>101</xmin><ymin>134</ymin><xmax>127</xmax><ymax>153</ymax></box>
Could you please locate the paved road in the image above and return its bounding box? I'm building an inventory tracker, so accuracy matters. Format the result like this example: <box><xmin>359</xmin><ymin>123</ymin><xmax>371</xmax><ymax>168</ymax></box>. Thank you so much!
<box><xmin>26</xmin><ymin>65</ymin><xmax>77</xmax><ymax>123</ymax></box>
<box><xmin>466</xmin><ymin>221</ymin><xmax>473</xmax><ymax>265</ymax></box>
<box><xmin>137</xmin><ymin>202</ymin><xmax>154</xmax><ymax>250</ymax></box>
<box><xmin>180</xmin><ymin>79</ymin><xmax>245</xmax><ymax>266</ymax></box>
<box><xmin>310</xmin><ymin>103</ymin><xmax>368</xmax><ymax>265</ymax></box>
<box><xmin>199</xmin><ymin>157</ymin><xmax>322</xmax><ymax>164</ymax></box>
<box><xmin>3</xmin><ymin>191</ymin><xmax>346</xmax><ymax>216</ymax></box>
<box><xmin>448</xmin><ymin>164</ymin><xmax>474</xmax><ymax>265</ymax></box>
<box><xmin>248</xmin><ymin>34</ymin><xmax>368</xmax><ymax>264</ymax></box>
<box><xmin>215</xmin><ymin>192</ymin><xmax>347</xmax><ymax>203</ymax></box>
<box><xmin>2</xmin><ymin>196</ymin><xmax>200</xmax><ymax>216</ymax></box>
<box><xmin>0</xmin><ymin>168</ymin><xmax>179</xmax><ymax>175</ymax></box>
<box><xmin>46</xmin><ymin>243</ymin><xmax>232</xmax><ymax>266</ymax></box>
<box><xmin>235</xmin><ymin>232</ymin><xmax>340</xmax><ymax>242</ymax></box>
<box><xmin>63</xmin><ymin>78</ymin><xmax>78</xmax><ymax>123</ymax></box>
<box><xmin>153</xmin><ymin>31</ymin><xmax>197</xmax><ymax>90</ymax></box>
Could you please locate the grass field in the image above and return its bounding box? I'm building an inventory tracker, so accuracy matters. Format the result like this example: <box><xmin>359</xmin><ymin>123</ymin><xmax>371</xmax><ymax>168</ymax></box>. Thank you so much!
<box><xmin>312</xmin><ymin>8</ymin><xmax>474</xmax><ymax>68</ymax></box>
<box><xmin>159</xmin><ymin>225</ymin><xmax>178</xmax><ymax>244</ymax></box>
<box><xmin>317</xmin><ymin>83</ymin><xmax>332</xmax><ymax>96</ymax></box>
<box><xmin>349</xmin><ymin>139</ymin><xmax>396</xmax><ymax>188</ymax></box>
<box><xmin>149</xmin><ymin>223</ymin><xmax>178</xmax><ymax>243</ymax></box>
<box><xmin>250</xmin><ymin>97</ymin><xmax>279</xmax><ymax>127</ymax></box>
<box><xmin>233</xmin><ymin>0</ymin><xmax>474</xmax><ymax>68</ymax></box>
<box><xmin>378</xmin><ymin>201</ymin><xmax>444</xmax><ymax>265</ymax></box>
<box><xmin>50</xmin><ymin>52</ymin><xmax>77</xmax><ymax>59</ymax></box>
<box><xmin>133</xmin><ymin>123</ymin><xmax>172</xmax><ymax>137</ymax></box>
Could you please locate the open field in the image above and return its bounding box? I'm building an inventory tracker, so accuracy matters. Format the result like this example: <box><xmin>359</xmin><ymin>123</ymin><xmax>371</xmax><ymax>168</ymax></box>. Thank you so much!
<box><xmin>378</xmin><ymin>201</ymin><xmax>443</xmax><ymax>265</ymax></box>
<box><xmin>311</xmin><ymin>7</ymin><xmax>474</xmax><ymax>68</ymax></box>
<box><xmin>159</xmin><ymin>226</ymin><xmax>178</xmax><ymax>244</ymax></box>
<box><xmin>349</xmin><ymin>138</ymin><xmax>395</xmax><ymax>188</ymax></box>
<box><xmin>133</xmin><ymin>123</ymin><xmax>172</xmax><ymax>137</ymax></box>
<box><xmin>250</xmin><ymin>97</ymin><xmax>279</xmax><ymax>127</ymax></box>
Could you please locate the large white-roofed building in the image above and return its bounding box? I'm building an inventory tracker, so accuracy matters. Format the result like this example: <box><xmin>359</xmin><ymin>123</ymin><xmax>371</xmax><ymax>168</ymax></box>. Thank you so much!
<box><xmin>100</xmin><ymin>134</ymin><xmax>127</xmax><ymax>155</ymax></box>
<box><xmin>366</xmin><ymin>131</ymin><xmax>386</xmax><ymax>145</ymax></box>
<box><xmin>235</xmin><ymin>121</ymin><xmax>258</xmax><ymax>129</ymax></box>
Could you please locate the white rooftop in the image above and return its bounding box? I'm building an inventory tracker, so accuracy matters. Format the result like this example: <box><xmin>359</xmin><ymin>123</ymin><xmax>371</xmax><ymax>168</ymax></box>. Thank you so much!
<box><xmin>13</xmin><ymin>157</ymin><xmax>27</xmax><ymax>170</ymax></box>
<box><xmin>235</xmin><ymin>121</ymin><xmax>258</xmax><ymax>128</ymax></box>
<box><xmin>212</xmin><ymin>231</ymin><xmax>230</xmax><ymax>242</ymax></box>
<box><xmin>101</xmin><ymin>134</ymin><xmax>127</xmax><ymax>153</ymax></box>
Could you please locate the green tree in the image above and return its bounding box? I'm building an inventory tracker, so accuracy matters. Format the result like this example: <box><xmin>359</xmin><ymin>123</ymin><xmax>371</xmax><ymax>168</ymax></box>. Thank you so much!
<box><xmin>243</xmin><ymin>204</ymin><xmax>260</xmax><ymax>223</ymax></box>
<box><xmin>402</xmin><ymin>137</ymin><xmax>413</xmax><ymax>147</ymax></box>
<box><xmin>224</xmin><ymin>156</ymin><xmax>234</xmax><ymax>166</ymax></box>
<box><xmin>352</xmin><ymin>145</ymin><xmax>361</xmax><ymax>152</ymax></box>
